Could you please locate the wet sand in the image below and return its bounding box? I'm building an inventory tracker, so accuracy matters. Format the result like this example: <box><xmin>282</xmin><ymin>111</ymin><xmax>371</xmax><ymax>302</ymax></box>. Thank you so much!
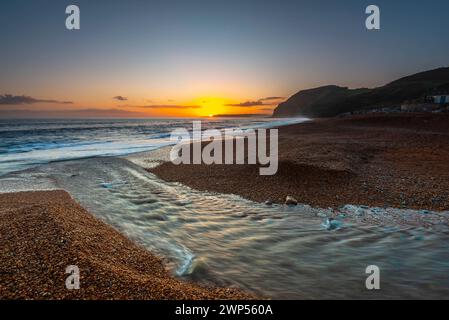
<box><xmin>0</xmin><ymin>190</ymin><xmax>252</xmax><ymax>299</ymax></box>
<box><xmin>150</xmin><ymin>113</ymin><xmax>449</xmax><ymax>211</ymax></box>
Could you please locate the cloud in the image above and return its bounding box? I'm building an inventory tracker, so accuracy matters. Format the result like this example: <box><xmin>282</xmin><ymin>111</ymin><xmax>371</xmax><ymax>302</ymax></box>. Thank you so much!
<box><xmin>113</xmin><ymin>95</ymin><xmax>128</xmax><ymax>101</ymax></box>
<box><xmin>225</xmin><ymin>96</ymin><xmax>284</xmax><ymax>107</ymax></box>
<box><xmin>225</xmin><ymin>100</ymin><xmax>266</xmax><ymax>107</ymax></box>
<box><xmin>0</xmin><ymin>94</ymin><xmax>73</xmax><ymax>105</ymax></box>
<box><xmin>138</xmin><ymin>104</ymin><xmax>201</xmax><ymax>109</ymax></box>
<box><xmin>0</xmin><ymin>108</ymin><xmax>147</xmax><ymax>118</ymax></box>
<box><xmin>77</xmin><ymin>108</ymin><xmax>138</xmax><ymax>114</ymax></box>
<box><xmin>259</xmin><ymin>96</ymin><xmax>284</xmax><ymax>101</ymax></box>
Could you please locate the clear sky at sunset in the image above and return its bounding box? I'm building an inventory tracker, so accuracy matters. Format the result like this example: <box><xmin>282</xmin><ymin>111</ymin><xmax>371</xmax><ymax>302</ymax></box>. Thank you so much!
<box><xmin>1</xmin><ymin>0</ymin><xmax>448</xmax><ymax>117</ymax></box>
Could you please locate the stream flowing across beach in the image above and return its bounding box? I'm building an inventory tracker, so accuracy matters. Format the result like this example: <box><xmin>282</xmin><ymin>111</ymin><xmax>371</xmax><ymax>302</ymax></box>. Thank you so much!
<box><xmin>2</xmin><ymin>156</ymin><xmax>449</xmax><ymax>299</ymax></box>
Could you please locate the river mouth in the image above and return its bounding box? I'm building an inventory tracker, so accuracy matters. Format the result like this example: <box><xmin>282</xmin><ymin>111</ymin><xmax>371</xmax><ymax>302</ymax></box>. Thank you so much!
<box><xmin>2</xmin><ymin>156</ymin><xmax>449</xmax><ymax>299</ymax></box>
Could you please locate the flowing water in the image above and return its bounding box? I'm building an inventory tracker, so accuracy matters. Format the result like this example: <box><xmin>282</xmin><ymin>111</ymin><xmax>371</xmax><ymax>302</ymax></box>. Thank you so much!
<box><xmin>2</xmin><ymin>157</ymin><xmax>449</xmax><ymax>299</ymax></box>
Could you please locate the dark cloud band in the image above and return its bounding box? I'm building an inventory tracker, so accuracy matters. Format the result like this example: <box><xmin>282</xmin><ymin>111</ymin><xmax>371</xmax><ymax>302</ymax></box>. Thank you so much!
<box><xmin>0</xmin><ymin>94</ymin><xmax>73</xmax><ymax>105</ymax></box>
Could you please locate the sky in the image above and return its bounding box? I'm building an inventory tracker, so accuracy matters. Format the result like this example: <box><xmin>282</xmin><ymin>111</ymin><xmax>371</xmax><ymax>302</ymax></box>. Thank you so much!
<box><xmin>0</xmin><ymin>0</ymin><xmax>448</xmax><ymax>118</ymax></box>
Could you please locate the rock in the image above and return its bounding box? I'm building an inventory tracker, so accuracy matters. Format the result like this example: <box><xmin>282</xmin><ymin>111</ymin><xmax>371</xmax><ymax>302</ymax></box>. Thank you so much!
<box><xmin>323</xmin><ymin>217</ymin><xmax>341</xmax><ymax>230</ymax></box>
<box><xmin>264</xmin><ymin>199</ymin><xmax>273</xmax><ymax>206</ymax></box>
<box><xmin>285</xmin><ymin>196</ymin><xmax>298</xmax><ymax>206</ymax></box>
<box><xmin>317</xmin><ymin>212</ymin><xmax>327</xmax><ymax>218</ymax></box>
<box><xmin>100</xmin><ymin>182</ymin><xmax>112</xmax><ymax>189</ymax></box>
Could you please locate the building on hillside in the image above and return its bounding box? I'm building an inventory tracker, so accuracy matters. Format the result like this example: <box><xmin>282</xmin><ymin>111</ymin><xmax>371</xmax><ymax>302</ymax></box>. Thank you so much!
<box><xmin>431</xmin><ymin>95</ymin><xmax>449</xmax><ymax>105</ymax></box>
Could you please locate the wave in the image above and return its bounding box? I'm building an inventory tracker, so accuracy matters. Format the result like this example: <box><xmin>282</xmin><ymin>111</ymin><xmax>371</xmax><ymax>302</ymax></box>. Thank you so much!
<box><xmin>0</xmin><ymin>117</ymin><xmax>308</xmax><ymax>176</ymax></box>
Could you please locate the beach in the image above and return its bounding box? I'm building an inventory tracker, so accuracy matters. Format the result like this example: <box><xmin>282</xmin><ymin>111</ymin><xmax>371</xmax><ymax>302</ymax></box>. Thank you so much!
<box><xmin>1</xmin><ymin>113</ymin><xmax>449</xmax><ymax>300</ymax></box>
<box><xmin>0</xmin><ymin>190</ymin><xmax>251</xmax><ymax>299</ymax></box>
<box><xmin>150</xmin><ymin>113</ymin><xmax>449</xmax><ymax>211</ymax></box>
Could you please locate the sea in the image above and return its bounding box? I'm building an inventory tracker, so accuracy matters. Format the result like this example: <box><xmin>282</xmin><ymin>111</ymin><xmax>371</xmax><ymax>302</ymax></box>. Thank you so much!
<box><xmin>0</xmin><ymin>117</ymin><xmax>302</xmax><ymax>176</ymax></box>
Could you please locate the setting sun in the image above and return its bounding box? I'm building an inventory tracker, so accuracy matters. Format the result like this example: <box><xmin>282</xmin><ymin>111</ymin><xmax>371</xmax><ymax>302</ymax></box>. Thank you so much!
<box><xmin>189</xmin><ymin>97</ymin><xmax>231</xmax><ymax>117</ymax></box>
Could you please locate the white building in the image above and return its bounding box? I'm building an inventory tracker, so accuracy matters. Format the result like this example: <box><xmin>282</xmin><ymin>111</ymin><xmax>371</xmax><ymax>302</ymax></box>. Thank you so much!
<box><xmin>432</xmin><ymin>95</ymin><xmax>449</xmax><ymax>104</ymax></box>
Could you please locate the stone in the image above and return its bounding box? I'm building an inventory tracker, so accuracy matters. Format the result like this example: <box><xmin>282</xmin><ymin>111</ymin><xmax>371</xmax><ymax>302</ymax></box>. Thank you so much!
<box><xmin>324</xmin><ymin>217</ymin><xmax>341</xmax><ymax>230</ymax></box>
<box><xmin>317</xmin><ymin>212</ymin><xmax>327</xmax><ymax>218</ymax></box>
<box><xmin>285</xmin><ymin>196</ymin><xmax>298</xmax><ymax>206</ymax></box>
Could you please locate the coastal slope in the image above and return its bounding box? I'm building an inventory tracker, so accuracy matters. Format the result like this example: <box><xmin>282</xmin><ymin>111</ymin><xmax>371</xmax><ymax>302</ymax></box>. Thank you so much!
<box><xmin>0</xmin><ymin>190</ymin><xmax>251</xmax><ymax>299</ymax></box>
<box><xmin>273</xmin><ymin>67</ymin><xmax>449</xmax><ymax>117</ymax></box>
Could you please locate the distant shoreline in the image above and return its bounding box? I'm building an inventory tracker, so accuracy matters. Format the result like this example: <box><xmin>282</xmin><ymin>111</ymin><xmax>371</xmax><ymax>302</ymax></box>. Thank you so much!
<box><xmin>212</xmin><ymin>114</ymin><xmax>270</xmax><ymax>118</ymax></box>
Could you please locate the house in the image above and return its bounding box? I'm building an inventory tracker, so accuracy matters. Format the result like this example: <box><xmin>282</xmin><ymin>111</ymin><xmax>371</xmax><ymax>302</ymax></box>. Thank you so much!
<box><xmin>431</xmin><ymin>95</ymin><xmax>449</xmax><ymax>104</ymax></box>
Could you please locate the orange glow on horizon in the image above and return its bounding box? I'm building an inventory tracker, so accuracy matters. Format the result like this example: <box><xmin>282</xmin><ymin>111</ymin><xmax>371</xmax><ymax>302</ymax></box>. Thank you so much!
<box><xmin>15</xmin><ymin>95</ymin><xmax>275</xmax><ymax>118</ymax></box>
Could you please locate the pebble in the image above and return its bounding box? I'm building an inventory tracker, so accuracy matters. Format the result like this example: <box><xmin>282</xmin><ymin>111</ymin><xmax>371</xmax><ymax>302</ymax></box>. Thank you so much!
<box><xmin>285</xmin><ymin>196</ymin><xmax>298</xmax><ymax>206</ymax></box>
